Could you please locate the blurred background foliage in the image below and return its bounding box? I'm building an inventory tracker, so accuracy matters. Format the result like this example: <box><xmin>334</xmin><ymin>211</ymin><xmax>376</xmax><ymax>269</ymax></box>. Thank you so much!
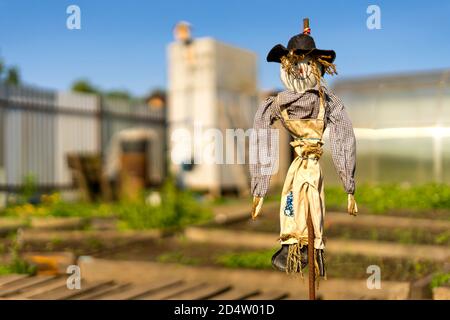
<box><xmin>0</xmin><ymin>178</ymin><xmax>212</xmax><ymax>231</ymax></box>
<box><xmin>431</xmin><ymin>272</ymin><xmax>450</xmax><ymax>289</ymax></box>
<box><xmin>0</xmin><ymin>58</ymin><xmax>21</xmax><ymax>86</ymax></box>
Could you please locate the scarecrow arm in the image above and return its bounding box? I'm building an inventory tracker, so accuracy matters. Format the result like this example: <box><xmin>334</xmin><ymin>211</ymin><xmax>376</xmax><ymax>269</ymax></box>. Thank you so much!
<box><xmin>249</xmin><ymin>96</ymin><xmax>278</xmax><ymax>219</ymax></box>
<box><xmin>251</xmin><ymin>196</ymin><xmax>264</xmax><ymax>220</ymax></box>
<box><xmin>327</xmin><ymin>91</ymin><xmax>358</xmax><ymax>216</ymax></box>
<box><xmin>347</xmin><ymin>194</ymin><xmax>358</xmax><ymax>216</ymax></box>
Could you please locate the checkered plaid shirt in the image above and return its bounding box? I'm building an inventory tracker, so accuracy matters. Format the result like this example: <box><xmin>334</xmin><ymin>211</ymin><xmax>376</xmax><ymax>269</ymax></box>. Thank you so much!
<box><xmin>250</xmin><ymin>86</ymin><xmax>356</xmax><ymax>197</ymax></box>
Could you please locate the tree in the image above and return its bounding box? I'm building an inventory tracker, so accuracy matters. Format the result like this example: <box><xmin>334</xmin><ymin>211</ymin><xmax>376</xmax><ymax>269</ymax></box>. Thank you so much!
<box><xmin>0</xmin><ymin>60</ymin><xmax>4</xmax><ymax>79</ymax></box>
<box><xmin>105</xmin><ymin>90</ymin><xmax>131</xmax><ymax>100</ymax></box>
<box><xmin>5</xmin><ymin>67</ymin><xmax>20</xmax><ymax>85</ymax></box>
<box><xmin>71</xmin><ymin>79</ymin><xmax>99</xmax><ymax>94</ymax></box>
<box><xmin>0</xmin><ymin>60</ymin><xmax>21</xmax><ymax>85</ymax></box>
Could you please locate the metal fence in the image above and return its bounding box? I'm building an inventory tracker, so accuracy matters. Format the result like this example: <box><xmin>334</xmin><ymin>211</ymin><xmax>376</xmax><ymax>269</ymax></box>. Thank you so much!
<box><xmin>0</xmin><ymin>83</ymin><xmax>166</xmax><ymax>193</ymax></box>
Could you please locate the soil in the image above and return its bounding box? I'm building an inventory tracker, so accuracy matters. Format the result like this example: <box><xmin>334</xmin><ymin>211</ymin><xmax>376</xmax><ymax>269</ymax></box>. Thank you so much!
<box><xmin>0</xmin><ymin>227</ymin><xmax>443</xmax><ymax>282</ymax></box>
<box><xmin>92</xmin><ymin>237</ymin><xmax>444</xmax><ymax>282</ymax></box>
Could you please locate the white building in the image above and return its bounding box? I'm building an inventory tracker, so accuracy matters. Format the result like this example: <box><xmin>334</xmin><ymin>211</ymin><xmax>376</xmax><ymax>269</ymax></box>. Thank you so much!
<box><xmin>167</xmin><ymin>37</ymin><xmax>259</xmax><ymax>195</ymax></box>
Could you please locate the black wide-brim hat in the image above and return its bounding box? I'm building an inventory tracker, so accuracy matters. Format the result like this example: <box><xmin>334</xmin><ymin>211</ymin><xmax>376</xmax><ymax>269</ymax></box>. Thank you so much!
<box><xmin>267</xmin><ymin>20</ymin><xmax>336</xmax><ymax>64</ymax></box>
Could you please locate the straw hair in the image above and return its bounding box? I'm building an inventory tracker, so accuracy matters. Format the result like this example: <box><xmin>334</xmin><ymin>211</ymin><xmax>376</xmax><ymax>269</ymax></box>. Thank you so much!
<box><xmin>281</xmin><ymin>51</ymin><xmax>337</xmax><ymax>106</ymax></box>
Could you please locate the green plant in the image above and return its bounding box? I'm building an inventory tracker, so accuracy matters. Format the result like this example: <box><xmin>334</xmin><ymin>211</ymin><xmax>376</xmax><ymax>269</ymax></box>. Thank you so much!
<box><xmin>115</xmin><ymin>179</ymin><xmax>212</xmax><ymax>230</ymax></box>
<box><xmin>430</xmin><ymin>272</ymin><xmax>450</xmax><ymax>288</ymax></box>
<box><xmin>0</xmin><ymin>230</ymin><xmax>36</xmax><ymax>276</ymax></box>
<box><xmin>434</xmin><ymin>231</ymin><xmax>450</xmax><ymax>245</ymax></box>
<box><xmin>14</xmin><ymin>174</ymin><xmax>38</xmax><ymax>205</ymax></box>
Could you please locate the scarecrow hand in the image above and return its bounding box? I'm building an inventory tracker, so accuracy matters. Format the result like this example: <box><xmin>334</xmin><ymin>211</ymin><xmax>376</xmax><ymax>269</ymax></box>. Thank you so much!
<box><xmin>251</xmin><ymin>196</ymin><xmax>264</xmax><ymax>220</ymax></box>
<box><xmin>347</xmin><ymin>194</ymin><xmax>358</xmax><ymax>216</ymax></box>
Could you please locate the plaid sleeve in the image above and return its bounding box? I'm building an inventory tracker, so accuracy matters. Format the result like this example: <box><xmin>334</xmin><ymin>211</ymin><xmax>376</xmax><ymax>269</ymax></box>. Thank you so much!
<box><xmin>249</xmin><ymin>96</ymin><xmax>280</xmax><ymax>197</ymax></box>
<box><xmin>326</xmin><ymin>91</ymin><xmax>356</xmax><ymax>194</ymax></box>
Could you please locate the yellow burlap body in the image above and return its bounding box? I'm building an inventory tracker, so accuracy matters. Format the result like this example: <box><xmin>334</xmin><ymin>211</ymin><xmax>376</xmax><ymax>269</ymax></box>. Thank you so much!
<box><xmin>278</xmin><ymin>101</ymin><xmax>326</xmax><ymax>278</ymax></box>
<box><xmin>279</xmin><ymin>143</ymin><xmax>325</xmax><ymax>249</ymax></box>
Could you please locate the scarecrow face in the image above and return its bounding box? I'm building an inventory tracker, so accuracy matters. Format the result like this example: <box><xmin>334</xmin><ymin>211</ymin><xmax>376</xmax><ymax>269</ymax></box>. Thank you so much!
<box><xmin>280</xmin><ymin>56</ymin><xmax>321</xmax><ymax>93</ymax></box>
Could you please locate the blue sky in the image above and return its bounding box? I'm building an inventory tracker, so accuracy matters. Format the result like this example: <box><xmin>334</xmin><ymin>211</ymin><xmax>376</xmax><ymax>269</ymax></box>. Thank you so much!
<box><xmin>1</xmin><ymin>0</ymin><xmax>449</xmax><ymax>95</ymax></box>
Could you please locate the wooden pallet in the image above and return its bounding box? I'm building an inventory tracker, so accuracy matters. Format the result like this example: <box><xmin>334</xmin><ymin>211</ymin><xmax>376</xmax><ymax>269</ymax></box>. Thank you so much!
<box><xmin>0</xmin><ymin>274</ymin><xmax>290</xmax><ymax>300</ymax></box>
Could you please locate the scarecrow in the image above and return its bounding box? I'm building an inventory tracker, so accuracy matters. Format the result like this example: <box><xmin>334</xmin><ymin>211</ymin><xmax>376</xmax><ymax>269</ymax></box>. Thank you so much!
<box><xmin>250</xmin><ymin>18</ymin><xmax>358</xmax><ymax>292</ymax></box>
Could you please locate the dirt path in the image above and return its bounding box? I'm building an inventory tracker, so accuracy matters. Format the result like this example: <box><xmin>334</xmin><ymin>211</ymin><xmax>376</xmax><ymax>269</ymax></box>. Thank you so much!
<box><xmin>77</xmin><ymin>257</ymin><xmax>410</xmax><ymax>300</ymax></box>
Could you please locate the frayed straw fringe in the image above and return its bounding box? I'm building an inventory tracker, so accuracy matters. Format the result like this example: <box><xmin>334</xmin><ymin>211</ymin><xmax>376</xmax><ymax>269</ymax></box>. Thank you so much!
<box><xmin>279</xmin><ymin>233</ymin><xmax>327</xmax><ymax>286</ymax></box>
<box><xmin>279</xmin><ymin>234</ymin><xmax>307</xmax><ymax>278</ymax></box>
<box><xmin>313</xmin><ymin>249</ymin><xmax>320</xmax><ymax>289</ymax></box>
<box><xmin>285</xmin><ymin>244</ymin><xmax>327</xmax><ymax>288</ymax></box>
<box><xmin>286</xmin><ymin>242</ymin><xmax>304</xmax><ymax>278</ymax></box>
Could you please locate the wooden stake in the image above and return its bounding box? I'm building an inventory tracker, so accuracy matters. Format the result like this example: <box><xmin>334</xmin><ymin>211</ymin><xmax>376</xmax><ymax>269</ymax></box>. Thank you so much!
<box><xmin>307</xmin><ymin>211</ymin><xmax>316</xmax><ymax>300</ymax></box>
<box><xmin>303</xmin><ymin>18</ymin><xmax>311</xmax><ymax>34</ymax></box>
<box><xmin>303</xmin><ymin>18</ymin><xmax>310</xmax><ymax>30</ymax></box>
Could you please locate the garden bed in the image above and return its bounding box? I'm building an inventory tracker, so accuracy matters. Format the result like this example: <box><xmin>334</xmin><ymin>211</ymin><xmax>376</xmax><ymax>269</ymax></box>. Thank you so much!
<box><xmin>97</xmin><ymin>237</ymin><xmax>443</xmax><ymax>282</ymax></box>
<box><xmin>4</xmin><ymin>230</ymin><xmax>440</xmax><ymax>281</ymax></box>
<box><xmin>223</xmin><ymin>210</ymin><xmax>450</xmax><ymax>246</ymax></box>
<box><xmin>325</xmin><ymin>183</ymin><xmax>450</xmax><ymax>220</ymax></box>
